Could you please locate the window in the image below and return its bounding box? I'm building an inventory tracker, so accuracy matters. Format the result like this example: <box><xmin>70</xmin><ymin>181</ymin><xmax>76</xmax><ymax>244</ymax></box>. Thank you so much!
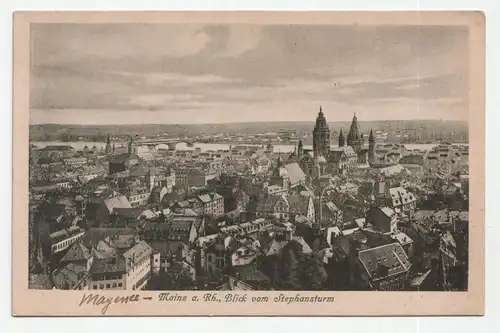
<box><xmin>99</xmin><ymin>284</ymin><xmax>104</xmax><ymax>289</ymax></box>
<box><xmin>93</xmin><ymin>285</ymin><xmax>97</xmax><ymax>290</ymax></box>
<box><xmin>118</xmin><ymin>282</ymin><xmax>123</xmax><ymax>287</ymax></box>
<box><xmin>106</xmin><ymin>284</ymin><xmax>110</xmax><ymax>288</ymax></box>
<box><xmin>112</xmin><ymin>283</ymin><xmax>117</xmax><ymax>288</ymax></box>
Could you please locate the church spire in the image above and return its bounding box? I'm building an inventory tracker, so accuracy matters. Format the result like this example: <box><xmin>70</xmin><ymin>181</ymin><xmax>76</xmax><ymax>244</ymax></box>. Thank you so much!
<box><xmin>338</xmin><ymin>128</ymin><xmax>345</xmax><ymax>147</ymax></box>
<box><xmin>369</xmin><ymin>129</ymin><xmax>375</xmax><ymax>142</ymax></box>
<box><xmin>104</xmin><ymin>133</ymin><xmax>112</xmax><ymax>154</ymax></box>
<box><xmin>297</xmin><ymin>139</ymin><xmax>304</xmax><ymax>159</ymax></box>
<box><xmin>368</xmin><ymin>129</ymin><xmax>376</xmax><ymax>164</ymax></box>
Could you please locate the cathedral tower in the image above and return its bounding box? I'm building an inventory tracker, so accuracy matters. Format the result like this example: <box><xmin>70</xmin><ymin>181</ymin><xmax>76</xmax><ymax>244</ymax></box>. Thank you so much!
<box><xmin>313</xmin><ymin>106</ymin><xmax>330</xmax><ymax>158</ymax></box>
<box><xmin>347</xmin><ymin>113</ymin><xmax>363</xmax><ymax>154</ymax></box>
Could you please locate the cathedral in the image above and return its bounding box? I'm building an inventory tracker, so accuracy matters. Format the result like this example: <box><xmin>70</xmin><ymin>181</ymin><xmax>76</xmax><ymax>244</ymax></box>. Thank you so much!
<box><xmin>288</xmin><ymin>107</ymin><xmax>376</xmax><ymax>178</ymax></box>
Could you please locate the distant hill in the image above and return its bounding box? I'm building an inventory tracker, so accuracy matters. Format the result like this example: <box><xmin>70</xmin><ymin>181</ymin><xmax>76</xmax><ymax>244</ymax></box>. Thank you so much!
<box><xmin>29</xmin><ymin>120</ymin><xmax>469</xmax><ymax>142</ymax></box>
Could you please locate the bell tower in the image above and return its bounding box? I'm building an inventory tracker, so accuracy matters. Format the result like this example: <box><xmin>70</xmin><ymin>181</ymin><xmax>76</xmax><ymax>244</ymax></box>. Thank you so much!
<box><xmin>312</xmin><ymin>106</ymin><xmax>331</xmax><ymax>158</ymax></box>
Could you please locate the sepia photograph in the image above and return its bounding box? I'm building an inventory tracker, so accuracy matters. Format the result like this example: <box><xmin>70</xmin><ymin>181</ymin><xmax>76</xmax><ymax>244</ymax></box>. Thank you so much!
<box><xmin>12</xmin><ymin>11</ymin><xmax>485</xmax><ymax>316</ymax></box>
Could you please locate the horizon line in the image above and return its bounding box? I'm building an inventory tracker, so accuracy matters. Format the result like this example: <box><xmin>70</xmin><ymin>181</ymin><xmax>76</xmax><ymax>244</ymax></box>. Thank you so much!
<box><xmin>30</xmin><ymin>118</ymin><xmax>468</xmax><ymax>126</ymax></box>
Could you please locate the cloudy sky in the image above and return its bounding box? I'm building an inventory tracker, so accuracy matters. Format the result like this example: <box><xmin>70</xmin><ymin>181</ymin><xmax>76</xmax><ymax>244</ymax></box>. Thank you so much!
<box><xmin>30</xmin><ymin>24</ymin><xmax>469</xmax><ymax>125</ymax></box>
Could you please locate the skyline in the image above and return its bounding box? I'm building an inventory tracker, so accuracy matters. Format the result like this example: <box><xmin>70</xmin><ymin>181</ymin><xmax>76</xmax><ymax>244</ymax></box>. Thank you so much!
<box><xmin>30</xmin><ymin>24</ymin><xmax>469</xmax><ymax>125</ymax></box>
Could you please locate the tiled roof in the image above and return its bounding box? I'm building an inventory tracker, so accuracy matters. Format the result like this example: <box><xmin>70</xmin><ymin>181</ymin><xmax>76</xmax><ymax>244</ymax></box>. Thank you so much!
<box><xmin>104</xmin><ymin>195</ymin><xmax>132</xmax><ymax>213</ymax></box>
<box><xmin>256</xmin><ymin>195</ymin><xmax>282</xmax><ymax>212</ymax></box>
<box><xmin>82</xmin><ymin>228</ymin><xmax>136</xmax><ymax>248</ymax></box>
<box><xmin>90</xmin><ymin>257</ymin><xmax>126</xmax><ymax>274</ymax></box>
<box><xmin>229</xmin><ymin>263</ymin><xmax>270</xmax><ymax>283</ymax></box>
<box><xmin>331</xmin><ymin>146</ymin><xmax>357</xmax><ymax>158</ymax></box>
<box><xmin>39</xmin><ymin>145</ymin><xmax>74</xmax><ymax>152</ymax></box>
<box><xmin>399</xmin><ymin>154</ymin><xmax>425</xmax><ymax>165</ymax></box>
<box><xmin>358</xmin><ymin>243</ymin><xmax>411</xmax><ymax>280</ymax></box>
<box><xmin>389</xmin><ymin>187</ymin><xmax>416</xmax><ymax>207</ymax></box>
<box><xmin>328</xmin><ymin>150</ymin><xmax>345</xmax><ymax>163</ymax></box>
<box><xmin>286</xmin><ymin>195</ymin><xmax>311</xmax><ymax>215</ymax></box>
<box><xmin>60</xmin><ymin>242</ymin><xmax>91</xmax><ymax>263</ymax></box>
<box><xmin>52</xmin><ymin>263</ymin><xmax>87</xmax><ymax>289</ymax></box>
<box><xmin>123</xmin><ymin>240</ymin><xmax>153</xmax><ymax>269</ymax></box>
<box><xmin>110</xmin><ymin>153</ymin><xmax>139</xmax><ymax>163</ymax></box>
<box><xmin>284</xmin><ymin>163</ymin><xmax>306</xmax><ymax>186</ymax></box>
<box><xmin>380</xmin><ymin>207</ymin><xmax>396</xmax><ymax>218</ymax></box>
<box><xmin>114</xmin><ymin>207</ymin><xmax>151</xmax><ymax>220</ymax></box>
<box><xmin>292</xmin><ymin>236</ymin><xmax>313</xmax><ymax>254</ymax></box>
<box><xmin>379</xmin><ymin>164</ymin><xmax>407</xmax><ymax>176</ymax></box>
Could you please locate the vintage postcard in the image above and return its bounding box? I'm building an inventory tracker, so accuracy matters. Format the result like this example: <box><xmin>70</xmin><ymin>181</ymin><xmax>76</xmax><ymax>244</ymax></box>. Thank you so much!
<box><xmin>12</xmin><ymin>11</ymin><xmax>485</xmax><ymax>316</ymax></box>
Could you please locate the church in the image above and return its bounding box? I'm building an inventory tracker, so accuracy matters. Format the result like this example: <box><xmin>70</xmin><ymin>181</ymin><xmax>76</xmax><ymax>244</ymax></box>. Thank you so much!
<box><xmin>288</xmin><ymin>107</ymin><xmax>376</xmax><ymax>178</ymax></box>
<box><xmin>105</xmin><ymin>135</ymin><xmax>141</xmax><ymax>175</ymax></box>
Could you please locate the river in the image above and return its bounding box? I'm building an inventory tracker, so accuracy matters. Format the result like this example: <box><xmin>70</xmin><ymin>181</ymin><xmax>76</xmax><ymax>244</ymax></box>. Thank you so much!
<box><xmin>32</xmin><ymin>141</ymin><xmax>467</xmax><ymax>154</ymax></box>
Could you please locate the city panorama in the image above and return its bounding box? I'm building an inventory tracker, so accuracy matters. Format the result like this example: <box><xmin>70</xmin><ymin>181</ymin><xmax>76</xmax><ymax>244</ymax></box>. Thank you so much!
<box><xmin>28</xmin><ymin>23</ymin><xmax>469</xmax><ymax>292</ymax></box>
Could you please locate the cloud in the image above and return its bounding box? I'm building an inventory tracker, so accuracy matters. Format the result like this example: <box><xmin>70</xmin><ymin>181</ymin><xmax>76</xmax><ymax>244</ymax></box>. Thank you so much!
<box><xmin>216</xmin><ymin>25</ymin><xmax>263</xmax><ymax>57</ymax></box>
<box><xmin>32</xmin><ymin>24</ymin><xmax>212</xmax><ymax>68</ymax></box>
<box><xmin>30</xmin><ymin>24</ymin><xmax>470</xmax><ymax>123</ymax></box>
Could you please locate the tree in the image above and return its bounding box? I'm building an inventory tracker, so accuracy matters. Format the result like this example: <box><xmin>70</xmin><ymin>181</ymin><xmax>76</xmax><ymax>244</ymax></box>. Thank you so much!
<box><xmin>299</xmin><ymin>255</ymin><xmax>328</xmax><ymax>290</ymax></box>
<box><xmin>278</xmin><ymin>242</ymin><xmax>301</xmax><ymax>289</ymax></box>
<box><xmin>277</xmin><ymin>240</ymin><xmax>327</xmax><ymax>290</ymax></box>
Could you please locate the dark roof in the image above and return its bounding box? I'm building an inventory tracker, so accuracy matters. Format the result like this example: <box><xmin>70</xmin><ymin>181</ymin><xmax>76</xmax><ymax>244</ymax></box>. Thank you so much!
<box><xmin>110</xmin><ymin>153</ymin><xmax>139</xmax><ymax>163</ymax></box>
<box><xmin>328</xmin><ymin>150</ymin><xmax>345</xmax><ymax>163</ymax></box>
<box><xmin>228</xmin><ymin>263</ymin><xmax>270</xmax><ymax>283</ymax></box>
<box><xmin>38</xmin><ymin>202</ymin><xmax>66</xmax><ymax>219</ymax></box>
<box><xmin>287</xmin><ymin>195</ymin><xmax>311</xmax><ymax>215</ymax></box>
<box><xmin>399</xmin><ymin>154</ymin><xmax>425</xmax><ymax>165</ymax></box>
<box><xmin>60</xmin><ymin>242</ymin><xmax>91</xmax><ymax>262</ymax></box>
<box><xmin>82</xmin><ymin>228</ymin><xmax>136</xmax><ymax>248</ymax></box>
<box><xmin>52</xmin><ymin>263</ymin><xmax>87</xmax><ymax>289</ymax></box>
<box><xmin>90</xmin><ymin>257</ymin><xmax>127</xmax><ymax>274</ymax></box>
<box><xmin>149</xmin><ymin>240</ymin><xmax>186</xmax><ymax>257</ymax></box>
<box><xmin>358</xmin><ymin>243</ymin><xmax>411</xmax><ymax>280</ymax></box>
<box><xmin>39</xmin><ymin>145</ymin><xmax>74</xmax><ymax>152</ymax></box>
<box><xmin>113</xmin><ymin>207</ymin><xmax>144</xmax><ymax>220</ymax></box>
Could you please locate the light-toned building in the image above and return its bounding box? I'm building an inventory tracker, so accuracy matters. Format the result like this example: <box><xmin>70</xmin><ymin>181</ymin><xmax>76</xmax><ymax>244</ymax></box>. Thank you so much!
<box><xmin>63</xmin><ymin>157</ymin><xmax>88</xmax><ymax>166</ymax></box>
<box><xmin>126</xmin><ymin>188</ymin><xmax>151</xmax><ymax>207</ymax></box>
<box><xmin>49</xmin><ymin>226</ymin><xmax>85</xmax><ymax>254</ymax></box>
<box><xmin>388</xmin><ymin>187</ymin><xmax>417</xmax><ymax>214</ymax></box>
<box><xmin>88</xmin><ymin>240</ymin><xmax>154</xmax><ymax>291</ymax></box>
<box><xmin>197</xmin><ymin>192</ymin><xmax>224</xmax><ymax>217</ymax></box>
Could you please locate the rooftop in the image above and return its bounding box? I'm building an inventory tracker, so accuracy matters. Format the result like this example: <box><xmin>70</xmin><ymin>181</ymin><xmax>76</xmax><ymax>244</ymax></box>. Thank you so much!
<box><xmin>358</xmin><ymin>243</ymin><xmax>411</xmax><ymax>281</ymax></box>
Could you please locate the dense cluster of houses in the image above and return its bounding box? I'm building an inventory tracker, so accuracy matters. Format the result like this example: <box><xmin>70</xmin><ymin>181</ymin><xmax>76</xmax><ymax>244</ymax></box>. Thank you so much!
<box><xmin>28</xmin><ymin>113</ymin><xmax>469</xmax><ymax>292</ymax></box>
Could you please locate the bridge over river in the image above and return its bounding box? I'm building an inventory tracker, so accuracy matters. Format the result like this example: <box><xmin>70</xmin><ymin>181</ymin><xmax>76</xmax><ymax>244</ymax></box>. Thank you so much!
<box><xmin>135</xmin><ymin>138</ymin><xmax>195</xmax><ymax>150</ymax></box>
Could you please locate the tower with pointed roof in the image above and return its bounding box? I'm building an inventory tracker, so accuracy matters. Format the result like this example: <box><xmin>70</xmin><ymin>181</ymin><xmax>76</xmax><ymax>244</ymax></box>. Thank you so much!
<box><xmin>338</xmin><ymin>128</ymin><xmax>345</xmax><ymax>147</ymax></box>
<box><xmin>368</xmin><ymin>129</ymin><xmax>376</xmax><ymax>164</ymax></box>
<box><xmin>312</xmin><ymin>106</ymin><xmax>331</xmax><ymax>158</ymax></box>
<box><xmin>104</xmin><ymin>134</ymin><xmax>112</xmax><ymax>155</ymax></box>
<box><xmin>347</xmin><ymin>113</ymin><xmax>363</xmax><ymax>154</ymax></box>
<box><xmin>127</xmin><ymin>136</ymin><xmax>135</xmax><ymax>154</ymax></box>
<box><xmin>271</xmin><ymin>152</ymin><xmax>290</xmax><ymax>190</ymax></box>
<box><xmin>297</xmin><ymin>139</ymin><xmax>304</xmax><ymax>159</ymax></box>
